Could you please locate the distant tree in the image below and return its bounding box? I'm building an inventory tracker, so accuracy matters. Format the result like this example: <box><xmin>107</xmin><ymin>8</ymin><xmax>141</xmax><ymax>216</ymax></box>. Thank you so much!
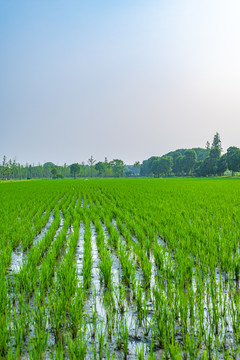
<box><xmin>226</xmin><ymin>147</ymin><xmax>240</xmax><ymax>175</ymax></box>
<box><xmin>43</xmin><ymin>162</ymin><xmax>55</xmax><ymax>178</ymax></box>
<box><xmin>110</xmin><ymin>159</ymin><xmax>125</xmax><ymax>177</ymax></box>
<box><xmin>150</xmin><ymin>159</ymin><xmax>161</xmax><ymax>177</ymax></box>
<box><xmin>216</xmin><ymin>154</ymin><xmax>227</xmax><ymax>176</ymax></box>
<box><xmin>174</xmin><ymin>155</ymin><xmax>184</xmax><ymax>176</ymax></box>
<box><xmin>172</xmin><ymin>152</ymin><xmax>181</xmax><ymax>173</ymax></box>
<box><xmin>88</xmin><ymin>156</ymin><xmax>96</xmax><ymax>177</ymax></box>
<box><xmin>51</xmin><ymin>167</ymin><xmax>58</xmax><ymax>179</ymax></box>
<box><xmin>206</xmin><ymin>141</ymin><xmax>210</xmax><ymax>150</ymax></box>
<box><xmin>103</xmin><ymin>157</ymin><xmax>111</xmax><ymax>177</ymax></box>
<box><xmin>133</xmin><ymin>161</ymin><xmax>141</xmax><ymax>176</ymax></box>
<box><xmin>95</xmin><ymin>162</ymin><xmax>105</xmax><ymax>177</ymax></box>
<box><xmin>210</xmin><ymin>148</ymin><xmax>221</xmax><ymax>175</ymax></box>
<box><xmin>192</xmin><ymin>161</ymin><xmax>203</xmax><ymax>177</ymax></box>
<box><xmin>199</xmin><ymin>156</ymin><xmax>213</xmax><ymax>177</ymax></box>
<box><xmin>1</xmin><ymin>155</ymin><xmax>8</xmax><ymax>180</ymax></box>
<box><xmin>70</xmin><ymin>163</ymin><xmax>80</xmax><ymax>178</ymax></box>
<box><xmin>134</xmin><ymin>161</ymin><xmax>141</xmax><ymax>169</ymax></box>
<box><xmin>140</xmin><ymin>159</ymin><xmax>151</xmax><ymax>176</ymax></box>
<box><xmin>182</xmin><ymin>150</ymin><xmax>197</xmax><ymax>175</ymax></box>
<box><xmin>63</xmin><ymin>163</ymin><xmax>68</xmax><ymax>177</ymax></box>
<box><xmin>160</xmin><ymin>156</ymin><xmax>173</xmax><ymax>176</ymax></box>
<box><xmin>199</xmin><ymin>147</ymin><xmax>221</xmax><ymax>177</ymax></box>
<box><xmin>151</xmin><ymin>157</ymin><xmax>172</xmax><ymax>177</ymax></box>
<box><xmin>210</xmin><ymin>147</ymin><xmax>221</xmax><ymax>160</ymax></box>
<box><xmin>211</xmin><ymin>132</ymin><xmax>222</xmax><ymax>153</ymax></box>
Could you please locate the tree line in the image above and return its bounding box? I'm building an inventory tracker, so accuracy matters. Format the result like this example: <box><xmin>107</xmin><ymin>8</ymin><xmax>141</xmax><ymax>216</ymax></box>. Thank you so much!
<box><xmin>1</xmin><ymin>133</ymin><xmax>240</xmax><ymax>180</ymax></box>
<box><xmin>141</xmin><ymin>133</ymin><xmax>240</xmax><ymax>177</ymax></box>
<box><xmin>0</xmin><ymin>156</ymin><xmax>132</xmax><ymax>180</ymax></box>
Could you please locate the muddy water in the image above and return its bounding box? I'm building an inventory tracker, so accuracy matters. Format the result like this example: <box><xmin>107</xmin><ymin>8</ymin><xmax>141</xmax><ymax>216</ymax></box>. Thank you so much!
<box><xmin>75</xmin><ymin>223</ymin><xmax>85</xmax><ymax>282</ymax></box>
<box><xmin>88</xmin><ymin>222</ymin><xmax>106</xmax><ymax>319</ymax></box>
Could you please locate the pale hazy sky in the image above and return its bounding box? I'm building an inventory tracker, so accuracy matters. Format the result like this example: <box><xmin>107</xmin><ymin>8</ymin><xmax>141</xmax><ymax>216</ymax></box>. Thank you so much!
<box><xmin>1</xmin><ymin>0</ymin><xmax>240</xmax><ymax>165</ymax></box>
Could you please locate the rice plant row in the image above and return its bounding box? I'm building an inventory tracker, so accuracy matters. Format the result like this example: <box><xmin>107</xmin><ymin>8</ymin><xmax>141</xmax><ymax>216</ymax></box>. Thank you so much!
<box><xmin>1</xmin><ymin>178</ymin><xmax>240</xmax><ymax>359</ymax></box>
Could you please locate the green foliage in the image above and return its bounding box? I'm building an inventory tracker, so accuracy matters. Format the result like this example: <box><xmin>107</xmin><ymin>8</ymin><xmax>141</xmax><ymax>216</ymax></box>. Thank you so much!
<box><xmin>70</xmin><ymin>163</ymin><xmax>80</xmax><ymax>178</ymax></box>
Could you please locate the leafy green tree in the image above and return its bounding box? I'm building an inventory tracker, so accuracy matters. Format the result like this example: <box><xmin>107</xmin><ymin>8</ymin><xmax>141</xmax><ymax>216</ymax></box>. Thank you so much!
<box><xmin>160</xmin><ymin>156</ymin><xmax>173</xmax><ymax>176</ymax></box>
<box><xmin>192</xmin><ymin>161</ymin><xmax>203</xmax><ymax>176</ymax></box>
<box><xmin>151</xmin><ymin>157</ymin><xmax>172</xmax><ymax>177</ymax></box>
<box><xmin>43</xmin><ymin>162</ymin><xmax>55</xmax><ymax>177</ymax></box>
<box><xmin>51</xmin><ymin>168</ymin><xmax>58</xmax><ymax>179</ymax></box>
<box><xmin>95</xmin><ymin>162</ymin><xmax>105</xmax><ymax>177</ymax></box>
<box><xmin>174</xmin><ymin>155</ymin><xmax>184</xmax><ymax>176</ymax></box>
<box><xmin>110</xmin><ymin>159</ymin><xmax>125</xmax><ymax>177</ymax></box>
<box><xmin>134</xmin><ymin>161</ymin><xmax>140</xmax><ymax>169</ymax></box>
<box><xmin>140</xmin><ymin>160</ymin><xmax>150</xmax><ymax>176</ymax></box>
<box><xmin>211</xmin><ymin>132</ymin><xmax>222</xmax><ymax>152</ymax></box>
<box><xmin>63</xmin><ymin>163</ymin><xmax>68</xmax><ymax>177</ymax></box>
<box><xmin>70</xmin><ymin>163</ymin><xmax>80</xmax><ymax>178</ymax></box>
<box><xmin>216</xmin><ymin>154</ymin><xmax>227</xmax><ymax>176</ymax></box>
<box><xmin>150</xmin><ymin>159</ymin><xmax>162</xmax><ymax>177</ymax></box>
<box><xmin>226</xmin><ymin>147</ymin><xmax>240</xmax><ymax>175</ymax></box>
<box><xmin>199</xmin><ymin>157</ymin><xmax>213</xmax><ymax>177</ymax></box>
<box><xmin>88</xmin><ymin>156</ymin><xmax>96</xmax><ymax>177</ymax></box>
<box><xmin>104</xmin><ymin>157</ymin><xmax>110</xmax><ymax>177</ymax></box>
<box><xmin>182</xmin><ymin>150</ymin><xmax>197</xmax><ymax>175</ymax></box>
<box><xmin>200</xmin><ymin>147</ymin><xmax>221</xmax><ymax>176</ymax></box>
<box><xmin>206</xmin><ymin>141</ymin><xmax>210</xmax><ymax>150</ymax></box>
<box><xmin>1</xmin><ymin>155</ymin><xmax>8</xmax><ymax>180</ymax></box>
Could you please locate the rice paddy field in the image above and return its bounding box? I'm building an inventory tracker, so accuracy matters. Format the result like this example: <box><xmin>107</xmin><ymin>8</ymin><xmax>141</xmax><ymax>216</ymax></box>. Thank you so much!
<box><xmin>1</xmin><ymin>178</ymin><xmax>240</xmax><ymax>359</ymax></box>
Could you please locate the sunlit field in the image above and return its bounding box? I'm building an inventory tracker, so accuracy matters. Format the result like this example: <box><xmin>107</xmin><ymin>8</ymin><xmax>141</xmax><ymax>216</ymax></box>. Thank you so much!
<box><xmin>1</xmin><ymin>178</ymin><xmax>240</xmax><ymax>359</ymax></box>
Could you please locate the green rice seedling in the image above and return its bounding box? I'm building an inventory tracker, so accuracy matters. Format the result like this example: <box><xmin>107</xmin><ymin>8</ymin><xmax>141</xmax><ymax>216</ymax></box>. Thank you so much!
<box><xmin>82</xmin><ymin>219</ymin><xmax>92</xmax><ymax>290</ymax></box>
<box><xmin>91</xmin><ymin>296</ymin><xmax>98</xmax><ymax>339</ymax></box>
<box><xmin>106</xmin><ymin>307</ymin><xmax>115</xmax><ymax>340</ymax></box>
<box><xmin>105</xmin><ymin>343</ymin><xmax>111</xmax><ymax>360</ymax></box>
<box><xmin>146</xmin><ymin>333</ymin><xmax>156</xmax><ymax>360</ymax></box>
<box><xmin>135</xmin><ymin>281</ymin><xmax>144</xmax><ymax>324</ymax></box>
<box><xmin>230</xmin><ymin>343</ymin><xmax>240</xmax><ymax>360</ymax></box>
<box><xmin>0</xmin><ymin>272</ymin><xmax>9</xmax><ymax>358</ymax></box>
<box><xmin>153</xmin><ymin>242</ymin><xmax>165</xmax><ymax>272</ymax></box>
<box><xmin>121</xmin><ymin>318</ymin><xmax>129</xmax><ymax>360</ymax></box>
<box><xmin>49</xmin><ymin>287</ymin><xmax>66</xmax><ymax>343</ymax></box>
<box><xmin>13</xmin><ymin>307</ymin><xmax>27</xmax><ymax>357</ymax></box>
<box><xmin>28</xmin><ymin>295</ymin><xmax>49</xmax><ymax>360</ymax></box>
<box><xmin>153</xmin><ymin>293</ymin><xmax>169</xmax><ymax>349</ymax></box>
<box><xmin>104</xmin><ymin>283</ymin><xmax>115</xmax><ymax>309</ymax></box>
<box><xmin>136</xmin><ymin>343</ymin><xmax>145</xmax><ymax>360</ymax></box>
<box><xmin>91</xmin><ymin>340</ymin><xmax>97</xmax><ymax>360</ymax></box>
<box><xmin>98</xmin><ymin>321</ymin><xmax>105</xmax><ymax>360</ymax></box>
<box><xmin>141</xmin><ymin>252</ymin><xmax>152</xmax><ymax>289</ymax></box>
<box><xmin>50</xmin><ymin>338</ymin><xmax>65</xmax><ymax>360</ymax></box>
<box><xmin>68</xmin><ymin>323</ymin><xmax>88</xmax><ymax>360</ymax></box>
<box><xmin>115</xmin><ymin>281</ymin><xmax>126</xmax><ymax>315</ymax></box>
<box><xmin>68</xmin><ymin>285</ymin><xmax>84</xmax><ymax>339</ymax></box>
<box><xmin>185</xmin><ymin>328</ymin><xmax>202</xmax><ymax>360</ymax></box>
<box><xmin>99</xmin><ymin>250</ymin><xmax>113</xmax><ymax>287</ymax></box>
<box><xmin>115</xmin><ymin>316</ymin><xmax>123</xmax><ymax>351</ymax></box>
<box><xmin>203</xmin><ymin>328</ymin><xmax>214</xmax><ymax>360</ymax></box>
<box><xmin>142</xmin><ymin>294</ymin><xmax>151</xmax><ymax>336</ymax></box>
<box><xmin>168</xmin><ymin>337</ymin><xmax>183</xmax><ymax>360</ymax></box>
<box><xmin>118</xmin><ymin>243</ymin><xmax>135</xmax><ymax>287</ymax></box>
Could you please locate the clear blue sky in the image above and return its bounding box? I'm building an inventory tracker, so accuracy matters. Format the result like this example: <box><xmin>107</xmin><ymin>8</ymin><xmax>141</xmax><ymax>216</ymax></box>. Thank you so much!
<box><xmin>1</xmin><ymin>0</ymin><xmax>240</xmax><ymax>165</ymax></box>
